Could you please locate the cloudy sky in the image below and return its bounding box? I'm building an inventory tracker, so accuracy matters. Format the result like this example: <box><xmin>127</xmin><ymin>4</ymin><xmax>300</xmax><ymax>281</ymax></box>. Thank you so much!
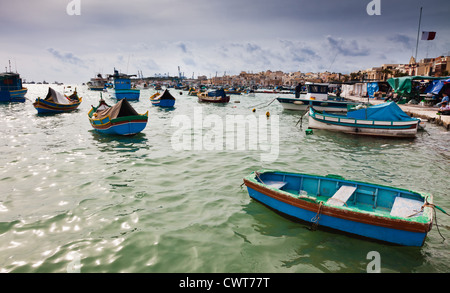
<box><xmin>1</xmin><ymin>0</ymin><xmax>449</xmax><ymax>83</ymax></box>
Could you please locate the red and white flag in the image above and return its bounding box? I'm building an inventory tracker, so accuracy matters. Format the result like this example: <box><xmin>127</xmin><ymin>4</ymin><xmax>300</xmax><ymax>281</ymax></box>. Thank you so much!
<box><xmin>421</xmin><ymin>31</ymin><xmax>436</xmax><ymax>40</ymax></box>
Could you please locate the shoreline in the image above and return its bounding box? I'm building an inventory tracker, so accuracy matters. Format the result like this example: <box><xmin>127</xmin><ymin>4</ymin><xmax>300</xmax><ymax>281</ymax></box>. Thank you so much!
<box><xmin>344</xmin><ymin>95</ymin><xmax>450</xmax><ymax>130</ymax></box>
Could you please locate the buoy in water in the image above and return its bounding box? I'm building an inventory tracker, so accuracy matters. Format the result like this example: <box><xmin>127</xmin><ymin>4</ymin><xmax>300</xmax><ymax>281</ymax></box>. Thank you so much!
<box><xmin>305</xmin><ymin>129</ymin><xmax>313</xmax><ymax>135</ymax></box>
<box><xmin>252</xmin><ymin>108</ymin><xmax>256</xmax><ymax>112</ymax></box>
<box><xmin>266</xmin><ymin>111</ymin><xmax>270</xmax><ymax>118</ymax></box>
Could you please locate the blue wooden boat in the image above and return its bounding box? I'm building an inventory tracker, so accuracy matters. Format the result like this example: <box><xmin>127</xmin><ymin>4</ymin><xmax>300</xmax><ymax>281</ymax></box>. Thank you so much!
<box><xmin>243</xmin><ymin>170</ymin><xmax>434</xmax><ymax>246</ymax></box>
<box><xmin>150</xmin><ymin>89</ymin><xmax>175</xmax><ymax>107</ymax></box>
<box><xmin>0</xmin><ymin>71</ymin><xmax>27</xmax><ymax>103</ymax></box>
<box><xmin>277</xmin><ymin>82</ymin><xmax>358</xmax><ymax>112</ymax></box>
<box><xmin>106</xmin><ymin>69</ymin><xmax>140</xmax><ymax>101</ymax></box>
<box><xmin>88</xmin><ymin>98</ymin><xmax>148</xmax><ymax>136</ymax></box>
<box><xmin>33</xmin><ymin>87</ymin><xmax>82</xmax><ymax>114</ymax></box>
<box><xmin>308</xmin><ymin>102</ymin><xmax>420</xmax><ymax>138</ymax></box>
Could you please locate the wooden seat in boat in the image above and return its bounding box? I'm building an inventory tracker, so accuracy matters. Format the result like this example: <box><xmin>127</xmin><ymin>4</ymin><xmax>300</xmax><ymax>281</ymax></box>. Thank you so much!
<box><xmin>327</xmin><ymin>185</ymin><xmax>356</xmax><ymax>206</ymax></box>
<box><xmin>390</xmin><ymin>197</ymin><xmax>423</xmax><ymax>218</ymax></box>
<box><xmin>265</xmin><ymin>181</ymin><xmax>287</xmax><ymax>190</ymax></box>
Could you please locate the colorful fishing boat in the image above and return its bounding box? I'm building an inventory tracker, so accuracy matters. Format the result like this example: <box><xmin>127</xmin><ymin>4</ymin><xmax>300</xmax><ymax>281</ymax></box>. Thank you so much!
<box><xmin>308</xmin><ymin>102</ymin><xmax>420</xmax><ymax>138</ymax></box>
<box><xmin>33</xmin><ymin>87</ymin><xmax>82</xmax><ymax>114</ymax></box>
<box><xmin>277</xmin><ymin>82</ymin><xmax>358</xmax><ymax>112</ymax></box>
<box><xmin>106</xmin><ymin>69</ymin><xmax>140</xmax><ymax>101</ymax></box>
<box><xmin>0</xmin><ymin>71</ymin><xmax>27</xmax><ymax>103</ymax></box>
<box><xmin>243</xmin><ymin>169</ymin><xmax>434</xmax><ymax>246</ymax></box>
<box><xmin>150</xmin><ymin>89</ymin><xmax>175</xmax><ymax>107</ymax></box>
<box><xmin>198</xmin><ymin>88</ymin><xmax>230</xmax><ymax>103</ymax></box>
<box><xmin>88</xmin><ymin>98</ymin><xmax>148</xmax><ymax>136</ymax></box>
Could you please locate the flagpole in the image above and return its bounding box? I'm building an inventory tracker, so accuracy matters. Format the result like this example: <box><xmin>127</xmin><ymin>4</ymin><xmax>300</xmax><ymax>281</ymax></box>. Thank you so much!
<box><xmin>415</xmin><ymin>7</ymin><xmax>423</xmax><ymax>61</ymax></box>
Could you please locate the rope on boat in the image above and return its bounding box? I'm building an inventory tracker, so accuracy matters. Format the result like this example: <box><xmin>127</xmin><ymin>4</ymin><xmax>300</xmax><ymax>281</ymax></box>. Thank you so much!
<box><xmin>295</xmin><ymin>106</ymin><xmax>310</xmax><ymax>129</ymax></box>
<box><xmin>248</xmin><ymin>98</ymin><xmax>277</xmax><ymax>109</ymax></box>
<box><xmin>425</xmin><ymin>201</ymin><xmax>449</xmax><ymax>242</ymax></box>
<box><xmin>310</xmin><ymin>202</ymin><xmax>324</xmax><ymax>231</ymax></box>
<box><xmin>408</xmin><ymin>200</ymin><xmax>450</xmax><ymax>242</ymax></box>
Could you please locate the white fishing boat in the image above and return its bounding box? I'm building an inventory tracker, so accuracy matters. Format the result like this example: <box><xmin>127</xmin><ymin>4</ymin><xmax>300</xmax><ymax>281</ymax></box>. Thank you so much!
<box><xmin>308</xmin><ymin>102</ymin><xmax>421</xmax><ymax>138</ymax></box>
<box><xmin>277</xmin><ymin>82</ymin><xmax>359</xmax><ymax>112</ymax></box>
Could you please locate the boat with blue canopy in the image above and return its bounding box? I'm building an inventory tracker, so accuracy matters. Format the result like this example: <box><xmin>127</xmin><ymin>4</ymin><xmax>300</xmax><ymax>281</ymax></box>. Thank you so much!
<box><xmin>277</xmin><ymin>82</ymin><xmax>359</xmax><ymax>113</ymax></box>
<box><xmin>243</xmin><ymin>169</ymin><xmax>435</xmax><ymax>246</ymax></box>
<box><xmin>308</xmin><ymin>102</ymin><xmax>420</xmax><ymax>138</ymax></box>
<box><xmin>106</xmin><ymin>69</ymin><xmax>140</xmax><ymax>101</ymax></box>
<box><xmin>150</xmin><ymin>89</ymin><xmax>175</xmax><ymax>107</ymax></box>
<box><xmin>0</xmin><ymin>71</ymin><xmax>27</xmax><ymax>103</ymax></box>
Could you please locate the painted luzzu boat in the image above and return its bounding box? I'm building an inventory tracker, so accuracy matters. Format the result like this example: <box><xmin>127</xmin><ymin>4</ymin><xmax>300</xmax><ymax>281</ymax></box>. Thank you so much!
<box><xmin>198</xmin><ymin>88</ymin><xmax>230</xmax><ymax>103</ymax></box>
<box><xmin>308</xmin><ymin>102</ymin><xmax>420</xmax><ymax>138</ymax></box>
<box><xmin>150</xmin><ymin>89</ymin><xmax>175</xmax><ymax>107</ymax></box>
<box><xmin>33</xmin><ymin>87</ymin><xmax>82</xmax><ymax>114</ymax></box>
<box><xmin>88</xmin><ymin>98</ymin><xmax>148</xmax><ymax>136</ymax></box>
<box><xmin>243</xmin><ymin>170</ymin><xmax>434</xmax><ymax>246</ymax></box>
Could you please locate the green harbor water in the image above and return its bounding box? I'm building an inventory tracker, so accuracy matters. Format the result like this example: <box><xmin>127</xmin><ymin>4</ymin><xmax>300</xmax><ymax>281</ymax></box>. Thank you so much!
<box><xmin>0</xmin><ymin>84</ymin><xmax>449</xmax><ymax>273</ymax></box>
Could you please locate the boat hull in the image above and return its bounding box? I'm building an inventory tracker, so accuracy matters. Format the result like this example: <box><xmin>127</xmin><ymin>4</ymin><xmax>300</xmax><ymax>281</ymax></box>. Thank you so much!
<box><xmin>308</xmin><ymin>107</ymin><xmax>419</xmax><ymax>138</ymax></box>
<box><xmin>151</xmin><ymin>99</ymin><xmax>175</xmax><ymax>107</ymax></box>
<box><xmin>33</xmin><ymin>98</ymin><xmax>82</xmax><ymax>114</ymax></box>
<box><xmin>243</xmin><ymin>170</ymin><xmax>433</xmax><ymax>246</ymax></box>
<box><xmin>107</xmin><ymin>88</ymin><xmax>140</xmax><ymax>101</ymax></box>
<box><xmin>198</xmin><ymin>95</ymin><xmax>230</xmax><ymax>103</ymax></box>
<box><xmin>88</xmin><ymin>111</ymin><xmax>148</xmax><ymax>136</ymax></box>
<box><xmin>277</xmin><ymin>97</ymin><xmax>356</xmax><ymax>112</ymax></box>
<box><xmin>0</xmin><ymin>88</ymin><xmax>27</xmax><ymax>103</ymax></box>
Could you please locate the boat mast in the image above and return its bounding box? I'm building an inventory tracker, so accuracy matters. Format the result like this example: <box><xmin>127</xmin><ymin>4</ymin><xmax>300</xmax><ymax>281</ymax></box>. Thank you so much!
<box><xmin>414</xmin><ymin>7</ymin><xmax>423</xmax><ymax>62</ymax></box>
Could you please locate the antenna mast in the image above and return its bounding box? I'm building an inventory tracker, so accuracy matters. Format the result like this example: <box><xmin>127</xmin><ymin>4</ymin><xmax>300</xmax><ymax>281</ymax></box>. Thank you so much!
<box><xmin>414</xmin><ymin>7</ymin><xmax>423</xmax><ymax>61</ymax></box>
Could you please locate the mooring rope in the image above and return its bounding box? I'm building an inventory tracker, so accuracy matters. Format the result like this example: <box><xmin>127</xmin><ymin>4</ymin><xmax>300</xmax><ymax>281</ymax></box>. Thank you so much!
<box><xmin>407</xmin><ymin>200</ymin><xmax>449</xmax><ymax>242</ymax></box>
<box><xmin>310</xmin><ymin>202</ymin><xmax>324</xmax><ymax>231</ymax></box>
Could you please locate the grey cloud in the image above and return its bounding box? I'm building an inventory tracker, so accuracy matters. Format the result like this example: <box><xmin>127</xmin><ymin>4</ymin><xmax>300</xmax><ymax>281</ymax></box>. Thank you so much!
<box><xmin>47</xmin><ymin>48</ymin><xmax>84</xmax><ymax>66</ymax></box>
<box><xmin>387</xmin><ymin>34</ymin><xmax>414</xmax><ymax>49</ymax></box>
<box><xmin>325</xmin><ymin>36</ymin><xmax>370</xmax><ymax>57</ymax></box>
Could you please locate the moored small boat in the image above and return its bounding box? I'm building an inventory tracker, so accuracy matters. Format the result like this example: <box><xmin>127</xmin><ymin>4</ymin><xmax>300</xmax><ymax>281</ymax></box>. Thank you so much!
<box><xmin>198</xmin><ymin>89</ymin><xmax>230</xmax><ymax>103</ymax></box>
<box><xmin>106</xmin><ymin>69</ymin><xmax>140</xmax><ymax>101</ymax></box>
<box><xmin>277</xmin><ymin>82</ymin><xmax>358</xmax><ymax>112</ymax></box>
<box><xmin>33</xmin><ymin>87</ymin><xmax>82</xmax><ymax>114</ymax></box>
<box><xmin>87</xmin><ymin>73</ymin><xmax>107</xmax><ymax>91</ymax></box>
<box><xmin>243</xmin><ymin>169</ymin><xmax>434</xmax><ymax>246</ymax></box>
<box><xmin>150</xmin><ymin>89</ymin><xmax>175</xmax><ymax>107</ymax></box>
<box><xmin>0</xmin><ymin>71</ymin><xmax>27</xmax><ymax>103</ymax></box>
<box><xmin>308</xmin><ymin>102</ymin><xmax>420</xmax><ymax>138</ymax></box>
<box><xmin>88</xmin><ymin>98</ymin><xmax>148</xmax><ymax>136</ymax></box>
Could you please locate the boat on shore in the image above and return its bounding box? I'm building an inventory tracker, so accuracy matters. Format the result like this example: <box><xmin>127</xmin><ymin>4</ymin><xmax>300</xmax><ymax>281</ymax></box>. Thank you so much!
<box><xmin>0</xmin><ymin>71</ymin><xmax>27</xmax><ymax>103</ymax></box>
<box><xmin>150</xmin><ymin>89</ymin><xmax>175</xmax><ymax>107</ymax></box>
<box><xmin>277</xmin><ymin>82</ymin><xmax>359</xmax><ymax>112</ymax></box>
<box><xmin>88</xmin><ymin>98</ymin><xmax>148</xmax><ymax>135</ymax></box>
<box><xmin>33</xmin><ymin>87</ymin><xmax>82</xmax><ymax>114</ymax></box>
<box><xmin>243</xmin><ymin>169</ymin><xmax>434</xmax><ymax>246</ymax></box>
<box><xmin>198</xmin><ymin>88</ymin><xmax>230</xmax><ymax>103</ymax></box>
<box><xmin>308</xmin><ymin>102</ymin><xmax>420</xmax><ymax>138</ymax></box>
<box><xmin>106</xmin><ymin>69</ymin><xmax>140</xmax><ymax>101</ymax></box>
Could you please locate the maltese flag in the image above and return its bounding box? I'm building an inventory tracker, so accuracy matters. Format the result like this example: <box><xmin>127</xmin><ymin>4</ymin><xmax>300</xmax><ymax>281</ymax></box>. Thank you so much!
<box><xmin>421</xmin><ymin>31</ymin><xmax>436</xmax><ymax>40</ymax></box>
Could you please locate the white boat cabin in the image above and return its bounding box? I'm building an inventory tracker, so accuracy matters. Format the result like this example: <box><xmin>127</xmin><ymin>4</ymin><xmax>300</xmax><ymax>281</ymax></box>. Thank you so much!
<box><xmin>305</xmin><ymin>82</ymin><xmax>329</xmax><ymax>101</ymax></box>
